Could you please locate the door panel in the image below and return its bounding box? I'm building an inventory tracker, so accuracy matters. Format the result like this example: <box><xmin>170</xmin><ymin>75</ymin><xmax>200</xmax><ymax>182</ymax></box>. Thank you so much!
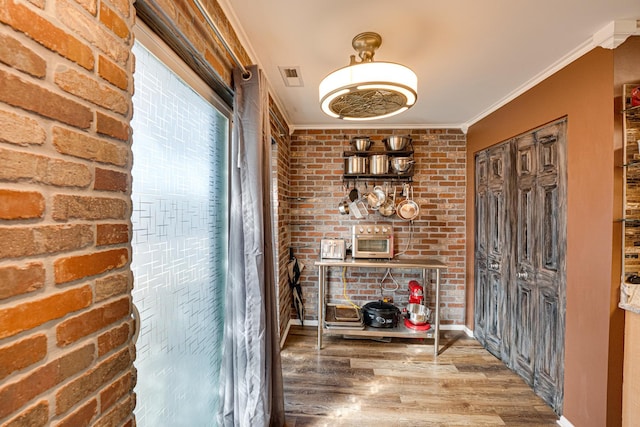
<box><xmin>474</xmin><ymin>118</ymin><xmax>566</xmax><ymax>415</ymax></box>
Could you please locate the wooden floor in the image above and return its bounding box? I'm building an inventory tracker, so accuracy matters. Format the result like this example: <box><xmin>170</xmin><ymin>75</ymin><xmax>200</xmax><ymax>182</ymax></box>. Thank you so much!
<box><xmin>281</xmin><ymin>326</ymin><xmax>559</xmax><ymax>426</ymax></box>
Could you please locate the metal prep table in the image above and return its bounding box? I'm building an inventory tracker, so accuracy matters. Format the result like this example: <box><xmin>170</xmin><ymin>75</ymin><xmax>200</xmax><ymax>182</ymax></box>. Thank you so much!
<box><xmin>315</xmin><ymin>257</ymin><xmax>447</xmax><ymax>356</ymax></box>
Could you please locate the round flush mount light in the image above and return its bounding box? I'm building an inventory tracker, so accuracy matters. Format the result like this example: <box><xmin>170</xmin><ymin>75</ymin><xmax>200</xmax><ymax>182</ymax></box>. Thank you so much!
<box><xmin>319</xmin><ymin>32</ymin><xmax>418</xmax><ymax>121</ymax></box>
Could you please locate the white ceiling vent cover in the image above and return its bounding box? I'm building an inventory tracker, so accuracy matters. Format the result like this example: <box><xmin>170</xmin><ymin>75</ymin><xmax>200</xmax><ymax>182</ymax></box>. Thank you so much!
<box><xmin>279</xmin><ymin>66</ymin><xmax>304</xmax><ymax>87</ymax></box>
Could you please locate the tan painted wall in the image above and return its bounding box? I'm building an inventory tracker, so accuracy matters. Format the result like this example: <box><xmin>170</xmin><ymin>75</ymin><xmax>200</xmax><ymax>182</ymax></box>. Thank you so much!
<box><xmin>466</xmin><ymin>46</ymin><xmax>623</xmax><ymax>426</ymax></box>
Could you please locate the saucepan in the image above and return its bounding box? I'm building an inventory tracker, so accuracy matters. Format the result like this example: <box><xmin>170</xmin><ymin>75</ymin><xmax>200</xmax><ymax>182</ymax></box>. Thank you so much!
<box><xmin>365</xmin><ymin>185</ymin><xmax>386</xmax><ymax>210</ymax></box>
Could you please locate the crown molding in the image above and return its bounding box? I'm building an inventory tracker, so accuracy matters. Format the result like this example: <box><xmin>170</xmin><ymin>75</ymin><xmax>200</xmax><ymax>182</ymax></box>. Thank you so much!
<box><xmin>593</xmin><ymin>19</ymin><xmax>640</xmax><ymax>49</ymax></box>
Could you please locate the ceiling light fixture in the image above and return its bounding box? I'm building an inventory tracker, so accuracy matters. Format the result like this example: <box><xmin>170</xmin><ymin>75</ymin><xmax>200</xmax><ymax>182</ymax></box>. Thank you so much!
<box><xmin>319</xmin><ymin>32</ymin><xmax>418</xmax><ymax>121</ymax></box>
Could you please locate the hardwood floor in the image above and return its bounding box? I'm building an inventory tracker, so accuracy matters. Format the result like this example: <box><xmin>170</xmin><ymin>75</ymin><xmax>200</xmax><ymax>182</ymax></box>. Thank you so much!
<box><xmin>281</xmin><ymin>326</ymin><xmax>559</xmax><ymax>426</ymax></box>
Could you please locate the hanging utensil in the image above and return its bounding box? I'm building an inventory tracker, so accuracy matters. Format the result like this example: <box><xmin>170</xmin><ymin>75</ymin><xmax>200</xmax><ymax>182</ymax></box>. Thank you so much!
<box><xmin>396</xmin><ymin>185</ymin><xmax>419</xmax><ymax>221</ymax></box>
<box><xmin>379</xmin><ymin>185</ymin><xmax>396</xmax><ymax>217</ymax></box>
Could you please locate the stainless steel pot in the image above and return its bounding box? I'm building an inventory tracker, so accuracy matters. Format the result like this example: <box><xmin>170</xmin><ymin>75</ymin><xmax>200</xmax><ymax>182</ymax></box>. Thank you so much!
<box><xmin>383</xmin><ymin>135</ymin><xmax>412</xmax><ymax>151</ymax></box>
<box><xmin>390</xmin><ymin>157</ymin><xmax>414</xmax><ymax>173</ymax></box>
<box><xmin>346</xmin><ymin>156</ymin><xmax>367</xmax><ymax>174</ymax></box>
<box><xmin>369</xmin><ymin>154</ymin><xmax>389</xmax><ymax>174</ymax></box>
<box><xmin>351</xmin><ymin>136</ymin><xmax>371</xmax><ymax>151</ymax></box>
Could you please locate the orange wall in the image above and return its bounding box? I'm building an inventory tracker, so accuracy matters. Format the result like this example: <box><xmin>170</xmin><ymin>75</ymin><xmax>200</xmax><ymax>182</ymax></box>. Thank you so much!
<box><xmin>466</xmin><ymin>46</ymin><xmax>621</xmax><ymax>426</ymax></box>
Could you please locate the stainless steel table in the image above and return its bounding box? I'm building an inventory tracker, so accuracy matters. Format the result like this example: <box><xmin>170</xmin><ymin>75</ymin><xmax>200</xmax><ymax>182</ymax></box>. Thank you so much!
<box><xmin>315</xmin><ymin>257</ymin><xmax>447</xmax><ymax>356</ymax></box>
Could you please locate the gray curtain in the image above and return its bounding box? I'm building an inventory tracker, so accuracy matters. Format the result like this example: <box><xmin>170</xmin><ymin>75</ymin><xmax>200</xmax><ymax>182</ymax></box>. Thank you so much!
<box><xmin>217</xmin><ymin>65</ymin><xmax>285</xmax><ymax>426</ymax></box>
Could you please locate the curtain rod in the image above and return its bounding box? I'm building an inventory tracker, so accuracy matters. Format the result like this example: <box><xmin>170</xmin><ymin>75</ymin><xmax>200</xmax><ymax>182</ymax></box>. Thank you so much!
<box><xmin>192</xmin><ymin>0</ymin><xmax>250</xmax><ymax>78</ymax></box>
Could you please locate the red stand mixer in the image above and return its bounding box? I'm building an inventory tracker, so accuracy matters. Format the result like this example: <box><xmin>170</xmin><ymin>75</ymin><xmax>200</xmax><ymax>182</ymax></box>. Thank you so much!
<box><xmin>404</xmin><ymin>280</ymin><xmax>431</xmax><ymax>330</ymax></box>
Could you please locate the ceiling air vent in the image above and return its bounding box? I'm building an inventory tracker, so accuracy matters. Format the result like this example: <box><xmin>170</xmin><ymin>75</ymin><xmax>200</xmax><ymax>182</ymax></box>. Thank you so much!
<box><xmin>278</xmin><ymin>66</ymin><xmax>304</xmax><ymax>87</ymax></box>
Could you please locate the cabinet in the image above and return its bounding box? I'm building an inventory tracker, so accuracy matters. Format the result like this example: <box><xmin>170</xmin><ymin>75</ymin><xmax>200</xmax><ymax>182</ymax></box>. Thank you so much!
<box><xmin>315</xmin><ymin>258</ymin><xmax>446</xmax><ymax>356</ymax></box>
<box><xmin>474</xmin><ymin>118</ymin><xmax>567</xmax><ymax>413</ymax></box>
<box><xmin>621</xmin><ymin>83</ymin><xmax>640</xmax><ymax>313</ymax></box>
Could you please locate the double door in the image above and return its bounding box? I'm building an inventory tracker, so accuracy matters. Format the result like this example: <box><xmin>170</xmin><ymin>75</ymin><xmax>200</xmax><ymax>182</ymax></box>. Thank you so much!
<box><xmin>474</xmin><ymin>119</ymin><xmax>566</xmax><ymax>413</ymax></box>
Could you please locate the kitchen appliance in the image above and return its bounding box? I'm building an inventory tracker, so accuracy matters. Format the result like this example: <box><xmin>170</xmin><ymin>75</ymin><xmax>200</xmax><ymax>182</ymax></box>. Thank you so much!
<box><xmin>408</xmin><ymin>280</ymin><xmax>424</xmax><ymax>304</ymax></box>
<box><xmin>320</xmin><ymin>238</ymin><xmax>346</xmax><ymax>259</ymax></box>
<box><xmin>362</xmin><ymin>300</ymin><xmax>400</xmax><ymax>328</ymax></box>
<box><xmin>352</xmin><ymin>224</ymin><xmax>393</xmax><ymax>259</ymax></box>
<box><xmin>404</xmin><ymin>280</ymin><xmax>431</xmax><ymax>329</ymax></box>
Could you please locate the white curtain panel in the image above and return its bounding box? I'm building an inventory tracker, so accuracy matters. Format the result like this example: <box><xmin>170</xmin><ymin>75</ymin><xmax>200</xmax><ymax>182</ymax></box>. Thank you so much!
<box><xmin>218</xmin><ymin>65</ymin><xmax>285</xmax><ymax>427</ymax></box>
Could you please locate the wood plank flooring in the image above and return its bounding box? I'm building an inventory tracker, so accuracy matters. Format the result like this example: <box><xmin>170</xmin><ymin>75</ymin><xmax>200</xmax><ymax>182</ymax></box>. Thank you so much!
<box><xmin>281</xmin><ymin>326</ymin><xmax>559</xmax><ymax>426</ymax></box>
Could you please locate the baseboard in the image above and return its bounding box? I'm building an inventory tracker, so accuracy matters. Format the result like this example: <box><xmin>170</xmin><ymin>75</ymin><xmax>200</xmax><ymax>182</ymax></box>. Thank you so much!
<box><xmin>279</xmin><ymin>319</ymin><xmax>293</xmax><ymax>349</ymax></box>
<box><xmin>556</xmin><ymin>416</ymin><xmax>574</xmax><ymax>427</ymax></box>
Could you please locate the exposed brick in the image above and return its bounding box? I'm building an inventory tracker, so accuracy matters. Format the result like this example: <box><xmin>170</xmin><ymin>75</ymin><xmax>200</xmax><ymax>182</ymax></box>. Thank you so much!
<box><xmin>53</xmin><ymin>194</ymin><xmax>128</xmax><ymax>221</ymax></box>
<box><xmin>96</xmin><ymin>111</ymin><xmax>129</xmax><ymax>141</ymax></box>
<box><xmin>55</xmin><ymin>67</ymin><xmax>128</xmax><ymax>115</ymax></box>
<box><xmin>56</xmin><ymin>347</ymin><xmax>131</xmax><ymax>415</ymax></box>
<box><xmin>96</xmin><ymin>223</ymin><xmax>129</xmax><ymax>246</ymax></box>
<box><xmin>53</xmin><ymin>126</ymin><xmax>129</xmax><ymax>167</ymax></box>
<box><xmin>109</xmin><ymin>0</ymin><xmax>130</xmax><ymax>18</ymax></box>
<box><xmin>98</xmin><ymin>55</ymin><xmax>128</xmax><ymax>90</ymax></box>
<box><xmin>72</xmin><ymin>0</ymin><xmax>97</xmax><ymax>15</ymax></box>
<box><xmin>57</xmin><ymin>297</ymin><xmax>129</xmax><ymax>346</ymax></box>
<box><xmin>0</xmin><ymin>32</ymin><xmax>46</xmax><ymax>78</ymax></box>
<box><xmin>95</xmin><ymin>272</ymin><xmax>130</xmax><ymax>302</ymax></box>
<box><xmin>99</xmin><ymin>2</ymin><xmax>129</xmax><ymax>39</ymax></box>
<box><xmin>0</xmin><ymin>0</ymin><xmax>94</xmax><ymax>70</ymax></box>
<box><xmin>0</xmin><ymin>286</ymin><xmax>92</xmax><ymax>340</ymax></box>
<box><xmin>26</xmin><ymin>0</ymin><xmax>44</xmax><ymax>8</ymax></box>
<box><xmin>3</xmin><ymin>400</ymin><xmax>49</xmax><ymax>427</ymax></box>
<box><xmin>54</xmin><ymin>248</ymin><xmax>128</xmax><ymax>284</ymax></box>
<box><xmin>0</xmin><ymin>263</ymin><xmax>45</xmax><ymax>300</ymax></box>
<box><xmin>93</xmin><ymin>394</ymin><xmax>134</xmax><ymax>427</ymax></box>
<box><xmin>56</xmin><ymin>0</ymin><xmax>129</xmax><ymax>66</ymax></box>
<box><xmin>0</xmin><ymin>69</ymin><xmax>93</xmax><ymax>129</ymax></box>
<box><xmin>0</xmin><ymin>109</ymin><xmax>46</xmax><ymax>146</ymax></box>
<box><xmin>0</xmin><ymin>147</ymin><xmax>92</xmax><ymax>187</ymax></box>
<box><xmin>55</xmin><ymin>399</ymin><xmax>97</xmax><ymax>427</ymax></box>
<box><xmin>0</xmin><ymin>224</ymin><xmax>93</xmax><ymax>259</ymax></box>
<box><xmin>0</xmin><ymin>334</ymin><xmax>47</xmax><ymax>381</ymax></box>
<box><xmin>97</xmin><ymin>321</ymin><xmax>130</xmax><ymax>356</ymax></box>
<box><xmin>0</xmin><ymin>344</ymin><xmax>94</xmax><ymax>419</ymax></box>
<box><xmin>100</xmin><ymin>371</ymin><xmax>132</xmax><ymax>412</ymax></box>
<box><xmin>0</xmin><ymin>189</ymin><xmax>45</xmax><ymax>219</ymax></box>
<box><xmin>94</xmin><ymin>168</ymin><xmax>127</xmax><ymax>193</ymax></box>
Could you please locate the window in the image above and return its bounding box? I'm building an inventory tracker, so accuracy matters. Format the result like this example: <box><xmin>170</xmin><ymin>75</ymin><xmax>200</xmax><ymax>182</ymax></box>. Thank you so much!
<box><xmin>130</xmin><ymin>23</ymin><xmax>230</xmax><ymax>426</ymax></box>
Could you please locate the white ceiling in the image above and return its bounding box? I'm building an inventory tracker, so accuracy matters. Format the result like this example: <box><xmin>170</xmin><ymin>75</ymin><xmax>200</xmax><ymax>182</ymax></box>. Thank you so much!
<box><xmin>219</xmin><ymin>0</ymin><xmax>640</xmax><ymax>131</ymax></box>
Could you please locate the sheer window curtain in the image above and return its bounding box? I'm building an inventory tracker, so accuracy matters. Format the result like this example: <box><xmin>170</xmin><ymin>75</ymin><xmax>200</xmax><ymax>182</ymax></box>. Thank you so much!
<box><xmin>217</xmin><ymin>65</ymin><xmax>285</xmax><ymax>426</ymax></box>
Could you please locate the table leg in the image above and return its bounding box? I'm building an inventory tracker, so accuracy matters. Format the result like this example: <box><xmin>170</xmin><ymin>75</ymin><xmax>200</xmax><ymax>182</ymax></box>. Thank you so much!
<box><xmin>434</xmin><ymin>268</ymin><xmax>441</xmax><ymax>357</ymax></box>
<box><xmin>317</xmin><ymin>265</ymin><xmax>325</xmax><ymax>349</ymax></box>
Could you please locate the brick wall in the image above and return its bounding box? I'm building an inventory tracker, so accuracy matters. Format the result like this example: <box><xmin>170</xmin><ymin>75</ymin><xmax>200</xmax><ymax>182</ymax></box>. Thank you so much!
<box><xmin>289</xmin><ymin>129</ymin><xmax>467</xmax><ymax>326</ymax></box>
<box><xmin>0</xmin><ymin>0</ymin><xmax>136</xmax><ymax>425</ymax></box>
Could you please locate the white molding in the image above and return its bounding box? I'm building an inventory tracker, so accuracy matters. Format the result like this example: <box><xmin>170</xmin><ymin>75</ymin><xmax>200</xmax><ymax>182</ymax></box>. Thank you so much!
<box><xmin>593</xmin><ymin>20</ymin><xmax>640</xmax><ymax>50</ymax></box>
<box><xmin>279</xmin><ymin>319</ymin><xmax>293</xmax><ymax>349</ymax></box>
<box><xmin>557</xmin><ymin>415</ymin><xmax>575</xmax><ymax>427</ymax></box>
<box><xmin>293</xmin><ymin>123</ymin><xmax>465</xmax><ymax>132</ymax></box>
<box><xmin>464</xmin><ymin>20</ymin><xmax>640</xmax><ymax>130</ymax></box>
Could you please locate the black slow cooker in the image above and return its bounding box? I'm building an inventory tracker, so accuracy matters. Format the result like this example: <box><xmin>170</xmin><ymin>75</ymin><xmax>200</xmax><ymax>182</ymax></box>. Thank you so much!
<box><xmin>362</xmin><ymin>300</ymin><xmax>400</xmax><ymax>328</ymax></box>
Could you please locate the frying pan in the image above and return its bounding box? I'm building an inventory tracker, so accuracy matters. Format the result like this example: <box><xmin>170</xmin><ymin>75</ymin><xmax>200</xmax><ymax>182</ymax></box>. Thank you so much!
<box><xmin>396</xmin><ymin>185</ymin><xmax>419</xmax><ymax>221</ymax></box>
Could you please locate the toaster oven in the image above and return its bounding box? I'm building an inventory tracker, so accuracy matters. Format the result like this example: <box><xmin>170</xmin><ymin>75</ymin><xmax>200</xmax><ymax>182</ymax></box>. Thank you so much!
<box><xmin>352</xmin><ymin>224</ymin><xmax>394</xmax><ymax>259</ymax></box>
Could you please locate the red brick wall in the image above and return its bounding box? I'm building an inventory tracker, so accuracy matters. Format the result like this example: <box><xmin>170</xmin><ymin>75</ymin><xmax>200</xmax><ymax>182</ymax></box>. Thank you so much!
<box><xmin>0</xmin><ymin>0</ymin><xmax>136</xmax><ymax>425</ymax></box>
<box><xmin>289</xmin><ymin>129</ymin><xmax>467</xmax><ymax>326</ymax></box>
